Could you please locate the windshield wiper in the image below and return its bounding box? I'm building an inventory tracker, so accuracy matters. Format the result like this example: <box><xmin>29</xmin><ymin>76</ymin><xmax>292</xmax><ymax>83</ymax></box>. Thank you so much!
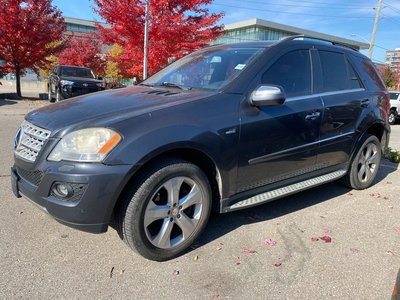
<box><xmin>139</xmin><ymin>83</ymin><xmax>154</xmax><ymax>87</ymax></box>
<box><xmin>159</xmin><ymin>82</ymin><xmax>192</xmax><ymax>90</ymax></box>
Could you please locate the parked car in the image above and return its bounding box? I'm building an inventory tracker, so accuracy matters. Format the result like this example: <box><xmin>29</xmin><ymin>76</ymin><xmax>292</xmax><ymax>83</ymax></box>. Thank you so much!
<box><xmin>12</xmin><ymin>36</ymin><xmax>391</xmax><ymax>261</ymax></box>
<box><xmin>389</xmin><ymin>91</ymin><xmax>400</xmax><ymax>125</ymax></box>
<box><xmin>48</xmin><ymin>65</ymin><xmax>105</xmax><ymax>102</ymax></box>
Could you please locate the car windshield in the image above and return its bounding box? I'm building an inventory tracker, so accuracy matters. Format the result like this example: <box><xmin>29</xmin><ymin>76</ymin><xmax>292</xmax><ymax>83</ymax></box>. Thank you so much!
<box><xmin>390</xmin><ymin>92</ymin><xmax>399</xmax><ymax>100</ymax></box>
<box><xmin>61</xmin><ymin>67</ymin><xmax>95</xmax><ymax>79</ymax></box>
<box><xmin>143</xmin><ymin>47</ymin><xmax>265</xmax><ymax>90</ymax></box>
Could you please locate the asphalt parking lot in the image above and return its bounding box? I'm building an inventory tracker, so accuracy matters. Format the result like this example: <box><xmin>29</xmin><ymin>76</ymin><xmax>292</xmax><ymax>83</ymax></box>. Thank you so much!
<box><xmin>0</xmin><ymin>99</ymin><xmax>399</xmax><ymax>299</ymax></box>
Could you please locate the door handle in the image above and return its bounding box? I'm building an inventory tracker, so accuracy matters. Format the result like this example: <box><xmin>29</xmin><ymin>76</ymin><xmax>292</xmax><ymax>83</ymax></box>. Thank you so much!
<box><xmin>360</xmin><ymin>99</ymin><xmax>370</xmax><ymax>108</ymax></box>
<box><xmin>305</xmin><ymin>111</ymin><xmax>321</xmax><ymax>121</ymax></box>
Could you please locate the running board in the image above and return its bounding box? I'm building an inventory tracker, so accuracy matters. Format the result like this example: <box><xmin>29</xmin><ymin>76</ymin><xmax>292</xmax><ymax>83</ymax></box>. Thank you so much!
<box><xmin>225</xmin><ymin>170</ymin><xmax>347</xmax><ymax>212</ymax></box>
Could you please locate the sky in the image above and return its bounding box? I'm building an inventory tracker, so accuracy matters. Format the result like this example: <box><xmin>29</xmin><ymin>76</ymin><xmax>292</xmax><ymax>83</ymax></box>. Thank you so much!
<box><xmin>53</xmin><ymin>0</ymin><xmax>400</xmax><ymax>63</ymax></box>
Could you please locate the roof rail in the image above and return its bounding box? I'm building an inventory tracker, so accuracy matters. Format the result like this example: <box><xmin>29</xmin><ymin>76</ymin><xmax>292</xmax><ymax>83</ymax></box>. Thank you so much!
<box><xmin>277</xmin><ymin>34</ymin><xmax>359</xmax><ymax>51</ymax></box>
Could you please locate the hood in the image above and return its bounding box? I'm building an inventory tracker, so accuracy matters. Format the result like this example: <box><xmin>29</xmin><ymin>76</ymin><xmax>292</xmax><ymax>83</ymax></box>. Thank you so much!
<box><xmin>26</xmin><ymin>86</ymin><xmax>217</xmax><ymax>136</ymax></box>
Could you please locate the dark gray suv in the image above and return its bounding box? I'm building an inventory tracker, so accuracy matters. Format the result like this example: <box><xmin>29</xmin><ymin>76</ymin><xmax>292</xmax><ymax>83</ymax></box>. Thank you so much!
<box><xmin>11</xmin><ymin>36</ymin><xmax>391</xmax><ymax>261</ymax></box>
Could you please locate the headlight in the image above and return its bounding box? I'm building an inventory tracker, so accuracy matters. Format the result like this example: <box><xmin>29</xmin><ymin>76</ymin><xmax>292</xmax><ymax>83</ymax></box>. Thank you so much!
<box><xmin>60</xmin><ymin>80</ymin><xmax>74</xmax><ymax>86</ymax></box>
<box><xmin>48</xmin><ymin>128</ymin><xmax>122</xmax><ymax>162</ymax></box>
<box><xmin>96</xmin><ymin>82</ymin><xmax>106</xmax><ymax>88</ymax></box>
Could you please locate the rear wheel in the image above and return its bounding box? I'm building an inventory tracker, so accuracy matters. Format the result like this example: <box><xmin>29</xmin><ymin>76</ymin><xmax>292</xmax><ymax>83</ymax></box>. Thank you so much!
<box><xmin>117</xmin><ymin>158</ymin><xmax>212</xmax><ymax>261</ymax></box>
<box><xmin>342</xmin><ymin>134</ymin><xmax>382</xmax><ymax>190</ymax></box>
<box><xmin>389</xmin><ymin>111</ymin><xmax>397</xmax><ymax>125</ymax></box>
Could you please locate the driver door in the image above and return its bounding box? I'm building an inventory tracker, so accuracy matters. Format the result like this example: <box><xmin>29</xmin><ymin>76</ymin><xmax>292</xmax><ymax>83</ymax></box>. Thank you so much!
<box><xmin>237</xmin><ymin>49</ymin><xmax>323</xmax><ymax>193</ymax></box>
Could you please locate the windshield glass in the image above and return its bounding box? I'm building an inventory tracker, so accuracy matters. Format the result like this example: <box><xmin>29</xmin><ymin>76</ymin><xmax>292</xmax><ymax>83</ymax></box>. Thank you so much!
<box><xmin>390</xmin><ymin>92</ymin><xmax>399</xmax><ymax>100</ymax></box>
<box><xmin>61</xmin><ymin>67</ymin><xmax>95</xmax><ymax>79</ymax></box>
<box><xmin>143</xmin><ymin>47</ymin><xmax>265</xmax><ymax>90</ymax></box>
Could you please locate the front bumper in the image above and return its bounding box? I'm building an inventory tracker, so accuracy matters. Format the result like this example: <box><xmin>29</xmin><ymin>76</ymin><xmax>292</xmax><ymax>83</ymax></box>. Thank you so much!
<box><xmin>11</xmin><ymin>160</ymin><xmax>132</xmax><ymax>233</ymax></box>
<box><xmin>61</xmin><ymin>85</ymin><xmax>104</xmax><ymax>99</ymax></box>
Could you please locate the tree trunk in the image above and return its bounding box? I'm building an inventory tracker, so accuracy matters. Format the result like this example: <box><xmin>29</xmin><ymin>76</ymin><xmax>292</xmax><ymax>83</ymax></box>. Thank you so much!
<box><xmin>15</xmin><ymin>64</ymin><xmax>22</xmax><ymax>99</ymax></box>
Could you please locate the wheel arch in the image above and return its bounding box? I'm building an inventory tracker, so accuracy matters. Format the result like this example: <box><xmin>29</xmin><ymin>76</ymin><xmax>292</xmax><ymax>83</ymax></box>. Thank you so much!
<box><xmin>112</xmin><ymin>146</ymin><xmax>224</xmax><ymax>219</ymax></box>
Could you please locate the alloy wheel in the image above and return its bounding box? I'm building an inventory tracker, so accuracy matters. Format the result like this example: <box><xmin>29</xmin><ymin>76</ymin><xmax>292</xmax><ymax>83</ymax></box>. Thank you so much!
<box><xmin>357</xmin><ymin>142</ymin><xmax>378</xmax><ymax>183</ymax></box>
<box><xmin>143</xmin><ymin>176</ymin><xmax>204</xmax><ymax>249</ymax></box>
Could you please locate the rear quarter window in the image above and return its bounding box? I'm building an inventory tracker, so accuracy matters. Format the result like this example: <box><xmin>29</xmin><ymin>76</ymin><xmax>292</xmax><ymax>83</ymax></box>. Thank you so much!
<box><xmin>349</xmin><ymin>54</ymin><xmax>386</xmax><ymax>91</ymax></box>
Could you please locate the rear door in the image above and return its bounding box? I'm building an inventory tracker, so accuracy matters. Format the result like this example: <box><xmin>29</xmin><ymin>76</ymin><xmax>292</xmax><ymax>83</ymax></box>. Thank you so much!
<box><xmin>237</xmin><ymin>48</ymin><xmax>323</xmax><ymax>193</ymax></box>
<box><xmin>315</xmin><ymin>50</ymin><xmax>366</xmax><ymax>167</ymax></box>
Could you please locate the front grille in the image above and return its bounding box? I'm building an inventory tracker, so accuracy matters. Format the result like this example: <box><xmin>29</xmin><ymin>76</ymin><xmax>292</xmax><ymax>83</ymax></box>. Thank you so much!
<box><xmin>16</xmin><ymin>166</ymin><xmax>44</xmax><ymax>187</ymax></box>
<box><xmin>14</xmin><ymin>121</ymin><xmax>51</xmax><ymax>162</ymax></box>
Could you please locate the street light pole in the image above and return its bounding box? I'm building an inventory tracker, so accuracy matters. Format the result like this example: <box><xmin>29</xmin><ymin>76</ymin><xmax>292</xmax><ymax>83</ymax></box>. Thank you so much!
<box><xmin>143</xmin><ymin>0</ymin><xmax>149</xmax><ymax>80</ymax></box>
<box><xmin>369</xmin><ymin>0</ymin><xmax>383</xmax><ymax>59</ymax></box>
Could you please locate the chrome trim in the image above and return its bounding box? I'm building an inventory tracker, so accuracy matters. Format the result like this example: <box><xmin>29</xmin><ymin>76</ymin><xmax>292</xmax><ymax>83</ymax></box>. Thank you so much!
<box><xmin>249</xmin><ymin>131</ymin><xmax>355</xmax><ymax>165</ymax></box>
<box><xmin>287</xmin><ymin>88</ymin><xmax>365</xmax><ymax>102</ymax></box>
<box><xmin>14</xmin><ymin>121</ymin><xmax>51</xmax><ymax>163</ymax></box>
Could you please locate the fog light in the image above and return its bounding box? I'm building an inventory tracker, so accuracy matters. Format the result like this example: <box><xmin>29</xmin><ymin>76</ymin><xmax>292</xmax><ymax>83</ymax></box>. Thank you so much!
<box><xmin>52</xmin><ymin>183</ymin><xmax>73</xmax><ymax>198</ymax></box>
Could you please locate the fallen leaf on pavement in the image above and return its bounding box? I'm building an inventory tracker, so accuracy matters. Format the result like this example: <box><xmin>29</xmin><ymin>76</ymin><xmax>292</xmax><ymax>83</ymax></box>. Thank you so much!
<box><xmin>212</xmin><ymin>292</ymin><xmax>220</xmax><ymax>299</ymax></box>
<box><xmin>194</xmin><ymin>255</ymin><xmax>199</xmax><ymax>261</ymax></box>
<box><xmin>262</xmin><ymin>239</ymin><xmax>277</xmax><ymax>246</ymax></box>
<box><xmin>216</xmin><ymin>247</ymin><xmax>222</xmax><ymax>251</ymax></box>
<box><xmin>320</xmin><ymin>236</ymin><xmax>332</xmax><ymax>243</ymax></box>
<box><xmin>172</xmin><ymin>270</ymin><xmax>180</xmax><ymax>276</ymax></box>
<box><xmin>61</xmin><ymin>234</ymin><xmax>68</xmax><ymax>239</ymax></box>
<box><xmin>387</xmin><ymin>181</ymin><xmax>392</xmax><ymax>184</ymax></box>
<box><xmin>394</xmin><ymin>227</ymin><xmax>400</xmax><ymax>233</ymax></box>
<box><xmin>386</xmin><ymin>251</ymin><xmax>395</xmax><ymax>256</ymax></box>
<box><xmin>242</xmin><ymin>249</ymin><xmax>257</xmax><ymax>254</ymax></box>
<box><xmin>110</xmin><ymin>267</ymin><xmax>115</xmax><ymax>278</ymax></box>
<box><xmin>370</xmin><ymin>192</ymin><xmax>381</xmax><ymax>198</ymax></box>
<box><xmin>347</xmin><ymin>192</ymin><xmax>353</xmax><ymax>196</ymax></box>
<box><xmin>350</xmin><ymin>248</ymin><xmax>360</xmax><ymax>253</ymax></box>
<box><xmin>274</xmin><ymin>261</ymin><xmax>282</xmax><ymax>267</ymax></box>
<box><xmin>384</xmin><ymin>197</ymin><xmax>389</xmax><ymax>200</ymax></box>
<box><xmin>311</xmin><ymin>236</ymin><xmax>319</xmax><ymax>242</ymax></box>
<box><xmin>323</xmin><ymin>229</ymin><xmax>332</xmax><ymax>234</ymax></box>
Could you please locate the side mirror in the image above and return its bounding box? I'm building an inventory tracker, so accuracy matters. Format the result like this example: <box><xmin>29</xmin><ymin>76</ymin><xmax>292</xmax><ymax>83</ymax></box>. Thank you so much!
<box><xmin>250</xmin><ymin>85</ymin><xmax>286</xmax><ymax>106</ymax></box>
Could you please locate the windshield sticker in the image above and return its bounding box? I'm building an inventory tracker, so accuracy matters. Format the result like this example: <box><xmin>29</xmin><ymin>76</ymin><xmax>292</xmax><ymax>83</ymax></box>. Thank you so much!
<box><xmin>235</xmin><ymin>64</ymin><xmax>246</xmax><ymax>70</ymax></box>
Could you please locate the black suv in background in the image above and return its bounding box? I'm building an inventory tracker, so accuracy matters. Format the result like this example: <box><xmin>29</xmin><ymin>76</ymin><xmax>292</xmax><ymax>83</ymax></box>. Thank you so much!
<box><xmin>12</xmin><ymin>36</ymin><xmax>391</xmax><ymax>261</ymax></box>
<box><xmin>48</xmin><ymin>65</ymin><xmax>105</xmax><ymax>102</ymax></box>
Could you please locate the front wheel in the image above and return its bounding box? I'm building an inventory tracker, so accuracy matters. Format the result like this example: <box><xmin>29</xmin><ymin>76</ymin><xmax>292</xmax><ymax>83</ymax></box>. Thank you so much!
<box><xmin>342</xmin><ymin>134</ymin><xmax>382</xmax><ymax>190</ymax></box>
<box><xmin>117</xmin><ymin>158</ymin><xmax>212</xmax><ymax>261</ymax></box>
<box><xmin>55</xmin><ymin>89</ymin><xmax>64</xmax><ymax>102</ymax></box>
<box><xmin>48</xmin><ymin>85</ymin><xmax>55</xmax><ymax>103</ymax></box>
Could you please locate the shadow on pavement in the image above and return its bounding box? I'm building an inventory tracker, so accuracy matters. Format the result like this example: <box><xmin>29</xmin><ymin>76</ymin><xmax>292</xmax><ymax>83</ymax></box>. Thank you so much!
<box><xmin>195</xmin><ymin>160</ymin><xmax>398</xmax><ymax>250</ymax></box>
<box><xmin>0</xmin><ymin>99</ymin><xmax>18</xmax><ymax>106</ymax></box>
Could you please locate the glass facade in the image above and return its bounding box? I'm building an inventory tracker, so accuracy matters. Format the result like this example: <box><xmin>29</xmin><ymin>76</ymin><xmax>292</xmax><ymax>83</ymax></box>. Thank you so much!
<box><xmin>66</xmin><ymin>23</ymin><xmax>98</xmax><ymax>33</ymax></box>
<box><xmin>212</xmin><ymin>25</ymin><xmax>296</xmax><ymax>45</ymax></box>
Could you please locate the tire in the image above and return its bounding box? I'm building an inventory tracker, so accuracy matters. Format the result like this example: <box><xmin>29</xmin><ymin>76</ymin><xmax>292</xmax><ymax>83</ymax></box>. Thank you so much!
<box><xmin>117</xmin><ymin>158</ymin><xmax>212</xmax><ymax>261</ymax></box>
<box><xmin>342</xmin><ymin>134</ymin><xmax>382</xmax><ymax>190</ymax></box>
<box><xmin>389</xmin><ymin>111</ymin><xmax>397</xmax><ymax>125</ymax></box>
<box><xmin>56</xmin><ymin>89</ymin><xmax>64</xmax><ymax>102</ymax></box>
<box><xmin>48</xmin><ymin>85</ymin><xmax>55</xmax><ymax>103</ymax></box>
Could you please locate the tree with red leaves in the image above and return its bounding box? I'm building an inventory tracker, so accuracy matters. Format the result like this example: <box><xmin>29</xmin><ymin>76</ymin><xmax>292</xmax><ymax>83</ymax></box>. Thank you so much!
<box><xmin>94</xmin><ymin>0</ymin><xmax>224</xmax><ymax>78</ymax></box>
<box><xmin>0</xmin><ymin>0</ymin><xmax>65</xmax><ymax>98</ymax></box>
<box><xmin>58</xmin><ymin>34</ymin><xmax>106</xmax><ymax>76</ymax></box>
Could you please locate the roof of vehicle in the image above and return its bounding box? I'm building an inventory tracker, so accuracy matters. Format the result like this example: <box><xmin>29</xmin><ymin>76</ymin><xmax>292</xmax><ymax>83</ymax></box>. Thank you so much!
<box><xmin>210</xmin><ymin>36</ymin><xmax>364</xmax><ymax>55</ymax></box>
<box><xmin>58</xmin><ymin>65</ymin><xmax>92</xmax><ymax>69</ymax></box>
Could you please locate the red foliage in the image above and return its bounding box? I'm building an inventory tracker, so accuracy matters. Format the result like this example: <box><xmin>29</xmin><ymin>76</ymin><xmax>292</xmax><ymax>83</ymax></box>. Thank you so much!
<box><xmin>58</xmin><ymin>34</ymin><xmax>106</xmax><ymax>76</ymax></box>
<box><xmin>94</xmin><ymin>0</ymin><xmax>224</xmax><ymax>78</ymax></box>
<box><xmin>0</xmin><ymin>0</ymin><xmax>65</xmax><ymax>96</ymax></box>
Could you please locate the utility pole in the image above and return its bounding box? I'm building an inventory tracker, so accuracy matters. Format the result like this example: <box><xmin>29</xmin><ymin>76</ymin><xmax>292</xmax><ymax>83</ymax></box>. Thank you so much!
<box><xmin>143</xmin><ymin>0</ymin><xmax>149</xmax><ymax>80</ymax></box>
<box><xmin>369</xmin><ymin>0</ymin><xmax>383</xmax><ymax>59</ymax></box>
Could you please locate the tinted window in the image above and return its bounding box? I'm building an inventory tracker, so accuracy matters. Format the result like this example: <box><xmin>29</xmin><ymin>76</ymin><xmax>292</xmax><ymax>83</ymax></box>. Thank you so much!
<box><xmin>347</xmin><ymin>60</ymin><xmax>363</xmax><ymax>89</ymax></box>
<box><xmin>319</xmin><ymin>51</ymin><xmax>362</xmax><ymax>92</ymax></box>
<box><xmin>262</xmin><ymin>50</ymin><xmax>312</xmax><ymax>98</ymax></box>
<box><xmin>349</xmin><ymin>54</ymin><xmax>386</xmax><ymax>91</ymax></box>
<box><xmin>390</xmin><ymin>92</ymin><xmax>400</xmax><ymax>100</ymax></box>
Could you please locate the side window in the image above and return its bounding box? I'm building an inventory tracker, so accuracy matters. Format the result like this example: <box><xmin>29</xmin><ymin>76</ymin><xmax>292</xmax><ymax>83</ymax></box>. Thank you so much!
<box><xmin>261</xmin><ymin>50</ymin><xmax>312</xmax><ymax>98</ymax></box>
<box><xmin>347</xmin><ymin>60</ymin><xmax>363</xmax><ymax>89</ymax></box>
<box><xmin>319</xmin><ymin>51</ymin><xmax>349</xmax><ymax>92</ymax></box>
